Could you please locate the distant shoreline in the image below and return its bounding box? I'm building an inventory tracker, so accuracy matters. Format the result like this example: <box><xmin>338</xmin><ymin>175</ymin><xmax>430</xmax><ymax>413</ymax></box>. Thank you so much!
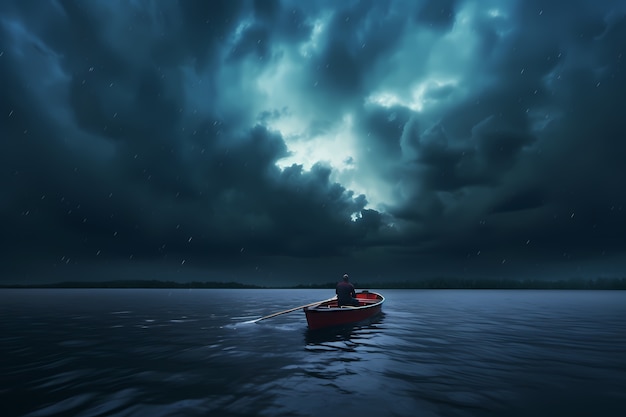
<box><xmin>1</xmin><ymin>277</ymin><xmax>625</xmax><ymax>290</ymax></box>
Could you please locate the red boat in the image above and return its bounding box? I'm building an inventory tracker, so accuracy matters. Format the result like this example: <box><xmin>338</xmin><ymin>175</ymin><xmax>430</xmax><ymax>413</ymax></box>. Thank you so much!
<box><xmin>303</xmin><ymin>290</ymin><xmax>385</xmax><ymax>330</ymax></box>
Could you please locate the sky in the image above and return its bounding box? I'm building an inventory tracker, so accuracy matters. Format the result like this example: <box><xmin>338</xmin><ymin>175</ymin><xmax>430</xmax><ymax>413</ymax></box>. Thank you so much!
<box><xmin>1</xmin><ymin>0</ymin><xmax>625</xmax><ymax>285</ymax></box>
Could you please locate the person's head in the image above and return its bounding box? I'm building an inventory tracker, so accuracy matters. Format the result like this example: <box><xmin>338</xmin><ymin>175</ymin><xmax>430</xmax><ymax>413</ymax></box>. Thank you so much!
<box><xmin>343</xmin><ymin>274</ymin><xmax>349</xmax><ymax>281</ymax></box>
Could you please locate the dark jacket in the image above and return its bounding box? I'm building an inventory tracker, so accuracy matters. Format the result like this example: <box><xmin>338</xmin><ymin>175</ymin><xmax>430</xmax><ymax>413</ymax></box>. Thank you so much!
<box><xmin>336</xmin><ymin>281</ymin><xmax>356</xmax><ymax>303</ymax></box>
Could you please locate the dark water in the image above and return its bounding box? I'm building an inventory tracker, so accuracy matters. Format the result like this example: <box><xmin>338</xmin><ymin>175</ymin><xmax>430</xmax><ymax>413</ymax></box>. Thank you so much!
<box><xmin>1</xmin><ymin>289</ymin><xmax>625</xmax><ymax>417</ymax></box>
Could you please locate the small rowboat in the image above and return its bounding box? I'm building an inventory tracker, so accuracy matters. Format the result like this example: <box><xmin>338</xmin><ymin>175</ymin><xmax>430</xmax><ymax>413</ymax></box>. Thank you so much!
<box><xmin>303</xmin><ymin>290</ymin><xmax>384</xmax><ymax>330</ymax></box>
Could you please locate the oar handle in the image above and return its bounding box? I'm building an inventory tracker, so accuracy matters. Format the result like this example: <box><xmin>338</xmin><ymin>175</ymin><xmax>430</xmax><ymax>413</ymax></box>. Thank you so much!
<box><xmin>252</xmin><ymin>297</ymin><xmax>336</xmax><ymax>323</ymax></box>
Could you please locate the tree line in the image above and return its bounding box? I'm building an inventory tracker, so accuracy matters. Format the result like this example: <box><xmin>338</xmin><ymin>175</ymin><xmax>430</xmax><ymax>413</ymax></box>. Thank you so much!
<box><xmin>2</xmin><ymin>277</ymin><xmax>625</xmax><ymax>289</ymax></box>
<box><xmin>0</xmin><ymin>280</ymin><xmax>264</xmax><ymax>289</ymax></box>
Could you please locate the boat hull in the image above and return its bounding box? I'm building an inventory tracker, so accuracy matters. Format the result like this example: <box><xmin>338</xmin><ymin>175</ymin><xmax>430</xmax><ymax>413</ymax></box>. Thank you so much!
<box><xmin>304</xmin><ymin>291</ymin><xmax>384</xmax><ymax>330</ymax></box>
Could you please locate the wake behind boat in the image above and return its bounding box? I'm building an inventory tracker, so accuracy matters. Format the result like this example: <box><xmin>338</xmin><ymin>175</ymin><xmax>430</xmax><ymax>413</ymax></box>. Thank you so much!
<box><xmin>303</xmin><ymin>290</ymin><xmax>384</xmax><ymax>330</ymax></box>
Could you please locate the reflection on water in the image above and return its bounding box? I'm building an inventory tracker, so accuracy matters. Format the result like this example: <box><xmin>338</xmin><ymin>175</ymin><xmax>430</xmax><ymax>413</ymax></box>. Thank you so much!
<box><xmin>2</xmin><ymin>289</ymin><xmax>625</xmax><ymax>417</ymax></box>
<box><xmin>303</xmin><ymin>312</ymin><xmax>385</xmax><ymax>346</ymax></box>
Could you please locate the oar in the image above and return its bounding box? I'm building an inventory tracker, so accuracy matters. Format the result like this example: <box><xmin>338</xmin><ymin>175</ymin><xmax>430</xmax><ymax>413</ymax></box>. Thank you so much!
<box><xmin>246</xmin><ymin>297</ymin><xmax>336</xmax><ymax>324</ymax></box>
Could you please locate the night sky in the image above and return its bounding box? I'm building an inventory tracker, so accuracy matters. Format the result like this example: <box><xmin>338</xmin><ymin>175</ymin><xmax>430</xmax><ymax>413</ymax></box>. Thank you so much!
<box><xmin>1</xmin><ymin>0</ymin><xmax>625</xmax><ymax>285</ymax></box>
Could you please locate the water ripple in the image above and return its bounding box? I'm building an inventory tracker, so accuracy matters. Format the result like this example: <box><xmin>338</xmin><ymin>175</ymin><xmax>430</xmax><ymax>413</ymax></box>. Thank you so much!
<box><xmin>2</xmin><ymin>289</ymin><xmax>625</xmax><ymax>417</ymax></box>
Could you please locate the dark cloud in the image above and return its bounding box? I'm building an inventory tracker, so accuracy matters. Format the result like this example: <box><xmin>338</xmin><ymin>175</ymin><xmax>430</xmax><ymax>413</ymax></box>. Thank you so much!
<box><xmin>415</xmin><ymin>0</ymin><xmax>457</xmax><ymax>30</ymax></box>
<box><xmin>1</xmin><ymin>0</ymin><xmax>625</xmax><ymax>284</ymax></box>
<box><xmin>358</xmin><ymin>105</ymin><xmax>410</xmax><ymax>161</ymax></box>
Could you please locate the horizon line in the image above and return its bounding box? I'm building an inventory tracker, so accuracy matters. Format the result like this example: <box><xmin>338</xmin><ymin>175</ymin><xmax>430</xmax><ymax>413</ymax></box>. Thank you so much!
<box><xmin>1</xmin><ymin>277</ymin><xmax>625</xmax><ymax>290</ymax></box>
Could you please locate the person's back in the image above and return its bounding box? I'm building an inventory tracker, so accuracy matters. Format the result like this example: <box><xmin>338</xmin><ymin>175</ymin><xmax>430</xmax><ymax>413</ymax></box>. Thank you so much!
<box><xmin>336</xmin><ymin>274</ymin><xmax>360</xmax><ymax>307</ymax></box>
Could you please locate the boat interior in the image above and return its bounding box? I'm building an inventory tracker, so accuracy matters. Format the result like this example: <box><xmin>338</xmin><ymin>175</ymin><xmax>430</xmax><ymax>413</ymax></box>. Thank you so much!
<box><xmin>313</xmin><ymin>292</ymin><xmax>382</xmax><ymax>309</ymax></box>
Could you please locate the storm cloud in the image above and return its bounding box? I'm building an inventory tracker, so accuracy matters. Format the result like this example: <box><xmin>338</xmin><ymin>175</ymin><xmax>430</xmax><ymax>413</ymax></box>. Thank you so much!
<box><xmin>1</xmin><ymin>0</ymin><xmax>625</xmax><ymax>284</ymax></box>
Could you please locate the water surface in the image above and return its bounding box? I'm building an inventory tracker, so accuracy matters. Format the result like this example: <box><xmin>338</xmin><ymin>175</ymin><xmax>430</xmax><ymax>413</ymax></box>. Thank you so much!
<box><xmin>1</xmin><ymin>289</ymin><xmax>625</xmax><ymax>416</ymax></box>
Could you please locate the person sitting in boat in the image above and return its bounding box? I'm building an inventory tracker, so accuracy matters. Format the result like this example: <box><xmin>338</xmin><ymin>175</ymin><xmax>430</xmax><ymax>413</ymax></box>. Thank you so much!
<box><xmin>336</xmin><ymin>274</ymin><xmax>360</xmax><ymax>307</ymax></box>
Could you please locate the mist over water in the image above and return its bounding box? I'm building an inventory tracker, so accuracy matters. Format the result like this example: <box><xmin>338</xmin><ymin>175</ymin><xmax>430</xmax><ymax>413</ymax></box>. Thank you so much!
<box><xmin>2</xmin><ymin>288</ymin><xmax>625</xmax><ymax>417</ymax></box>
